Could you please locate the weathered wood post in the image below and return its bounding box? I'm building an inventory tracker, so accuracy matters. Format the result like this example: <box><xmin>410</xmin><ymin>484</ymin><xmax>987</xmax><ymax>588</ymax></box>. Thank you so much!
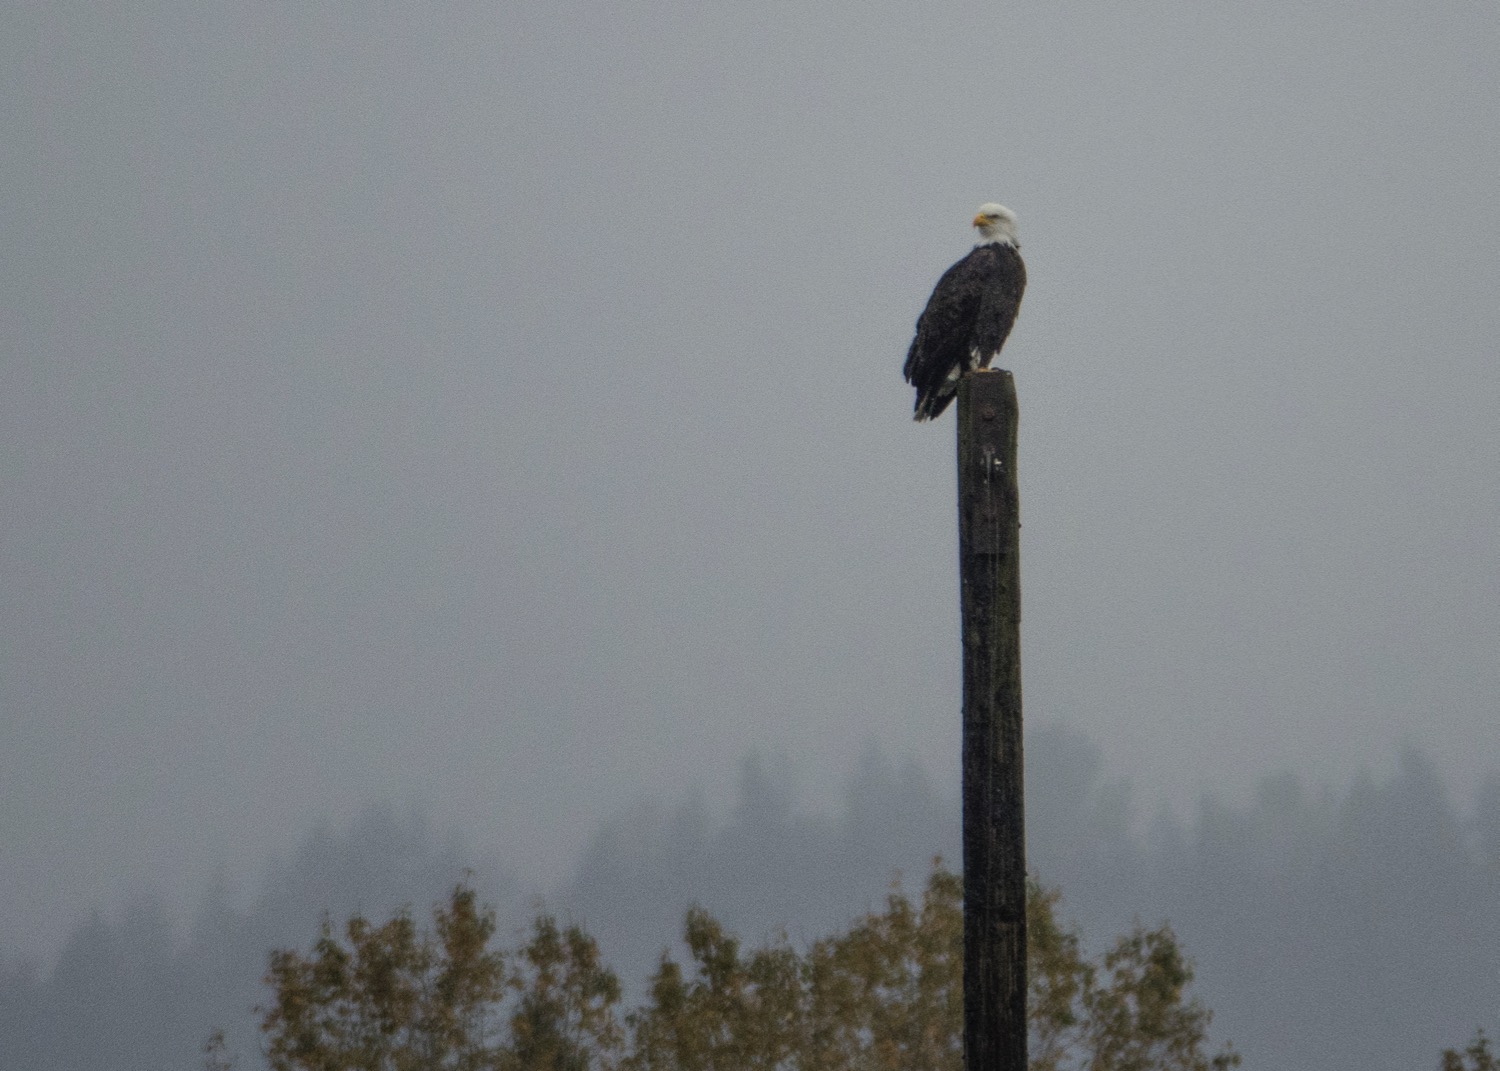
<box><xmin>956</xmin><ymin>369</ymin><xmax>1026</xmax><ymax>1071</ymax></box>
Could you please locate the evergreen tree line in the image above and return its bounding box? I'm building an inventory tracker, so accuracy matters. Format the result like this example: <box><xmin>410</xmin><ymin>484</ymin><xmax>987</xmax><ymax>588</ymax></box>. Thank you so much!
<box><xmin>1</xmin><ymin>726</ymin><xmax>1496</xmax><ymax>1070</ymax></box>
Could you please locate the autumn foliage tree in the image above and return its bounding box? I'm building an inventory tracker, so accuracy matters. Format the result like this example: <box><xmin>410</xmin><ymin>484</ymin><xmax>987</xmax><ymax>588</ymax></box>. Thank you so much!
<box><xmin>1443</xmin><ymin>1030</ymin><xmax>1497</xmax><ymax>1071</ymax></box>
<box><xmin>245</xmin><ymin>862</ymin><xmax>1238</xmax><ymax>1071</ymax></box>
<box><xmin>259</xmin><ymin>882</ymin><xmax>619</xmax><ymax>1071</ymax></box>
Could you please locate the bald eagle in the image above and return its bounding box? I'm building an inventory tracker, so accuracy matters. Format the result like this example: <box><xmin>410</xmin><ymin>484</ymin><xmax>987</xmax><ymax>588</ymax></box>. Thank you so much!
<box><xmin>903</xmin><ymin>204</ymin><xmax>1026</xmax><ymax>421</ymax></box>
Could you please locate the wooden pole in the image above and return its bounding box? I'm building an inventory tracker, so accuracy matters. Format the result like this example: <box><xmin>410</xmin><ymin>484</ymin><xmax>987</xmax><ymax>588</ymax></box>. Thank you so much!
<box><xmin>956</xmin><ymin>370</ymin><xmax>1026</xmax><ymax>1071</ymax></box>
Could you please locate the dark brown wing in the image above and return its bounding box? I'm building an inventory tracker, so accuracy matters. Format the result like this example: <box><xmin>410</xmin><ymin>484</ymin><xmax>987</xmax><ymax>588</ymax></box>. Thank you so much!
<box><xmin>904</xmin><ymin>245</ymin><xmax>1025</xmax><ymax>421</ymax></box>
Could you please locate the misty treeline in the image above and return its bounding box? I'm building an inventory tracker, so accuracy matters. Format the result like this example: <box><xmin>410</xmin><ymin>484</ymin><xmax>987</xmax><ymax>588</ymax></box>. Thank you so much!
<box><xmin>2</xmin><ymin>726</ymin><xmax>1496</xmax><ymax>1071</ymax></box>
<box><xmin>235</xmin><ymin>864</ymin><xmax>1237</xmax><ymax>1071</ymax></box>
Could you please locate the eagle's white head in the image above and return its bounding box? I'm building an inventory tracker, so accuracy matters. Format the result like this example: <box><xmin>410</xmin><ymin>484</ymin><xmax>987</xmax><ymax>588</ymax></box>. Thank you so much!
<box><xmin>973</xmin><ymin>203</ymin><xmax>1019</xmax><ymax>247</ymax></box>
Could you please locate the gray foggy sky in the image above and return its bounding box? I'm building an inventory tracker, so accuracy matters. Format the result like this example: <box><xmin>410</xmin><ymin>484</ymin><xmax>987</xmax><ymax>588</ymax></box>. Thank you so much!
<box><xmin>3</xmin><ymin>0</ymin><xmax>1498</xmax><ymax>966</ymax></box>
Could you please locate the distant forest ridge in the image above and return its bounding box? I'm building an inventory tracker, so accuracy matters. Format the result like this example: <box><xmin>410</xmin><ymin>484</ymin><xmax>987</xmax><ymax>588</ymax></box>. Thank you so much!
<box><xmin>1</xmin><ymin>725</ymin><xmax>1496</xmax><ymax>1071</ymax></box>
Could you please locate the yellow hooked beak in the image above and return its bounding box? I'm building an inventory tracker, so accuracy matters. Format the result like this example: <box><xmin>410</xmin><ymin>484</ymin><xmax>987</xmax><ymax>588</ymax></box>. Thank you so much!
<box><xmin>973</xmin><ymin>213</ymin><xmax>991</xmax><ymax>228</ymax></box>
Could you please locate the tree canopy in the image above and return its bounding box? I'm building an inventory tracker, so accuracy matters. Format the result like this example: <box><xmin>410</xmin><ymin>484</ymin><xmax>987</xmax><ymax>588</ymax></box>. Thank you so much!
<box><xmin>246</xmin><ymin>861</ymin><xmax>1239</xmax><ymax>1071</ymax></box>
